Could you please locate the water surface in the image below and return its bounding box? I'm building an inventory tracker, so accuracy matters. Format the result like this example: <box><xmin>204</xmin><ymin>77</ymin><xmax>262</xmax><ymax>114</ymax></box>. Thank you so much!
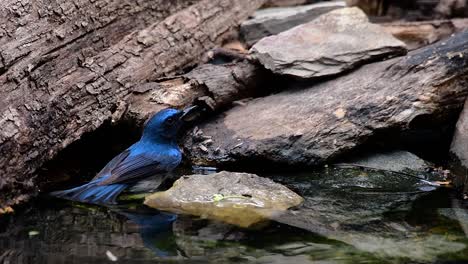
<box><xmin>1</xmin><ymin>167</ymin><xmax>467</xmax><ymax>263</ymax></box>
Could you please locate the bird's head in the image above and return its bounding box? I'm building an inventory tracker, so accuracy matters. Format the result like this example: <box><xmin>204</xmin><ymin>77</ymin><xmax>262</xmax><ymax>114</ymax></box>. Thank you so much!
<box><xmin>142</xmin><ymin>106</ymin><xmax>198</xmax><ymax>142</ymax></box>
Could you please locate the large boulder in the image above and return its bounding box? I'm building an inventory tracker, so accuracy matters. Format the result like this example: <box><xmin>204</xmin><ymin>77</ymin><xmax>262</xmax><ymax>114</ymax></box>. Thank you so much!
<box><xmin>240</xmin><ymin>1</ymin><xmax>346</xmax><ymax>46</ymax></box>
<box><xmin>184</xmin><ymin>31</ymin><xmax>468</xmax><ymax>167</ymax></box>
<box><xmin>250</xmin><ymin>7</ymin><xmax>407</xmax><ymax>79</ymax></box>
<box><xmin>450</xmin><ymin>98</ymin><xmax>468</xmax><ymax>193</ymax></box>
<box><xmin>451</xmin><ymin>99</ymin><xmax>468</xmax><ymax>169</ymax></box>
<box><xmin>144</xmin><ymin>171</ymin><xmax>303</xmax><ymax>227</ymax></box>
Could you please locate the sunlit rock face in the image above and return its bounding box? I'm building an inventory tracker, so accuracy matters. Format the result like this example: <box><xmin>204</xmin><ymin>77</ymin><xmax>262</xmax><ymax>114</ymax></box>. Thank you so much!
<box><xmin>144</xmin><ymin>171</ymin><xmax>303</xmax><ymax>227</ymax></box>
<box><xmin>250</xmin><ymin>7</ymin><xmax>406</xmax><ymax>79</ymax></box>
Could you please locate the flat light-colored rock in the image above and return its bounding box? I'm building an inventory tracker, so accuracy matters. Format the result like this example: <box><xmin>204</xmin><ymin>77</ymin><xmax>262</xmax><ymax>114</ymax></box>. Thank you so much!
<box><xmin>251</xmin><ymin>7</ymin><xmax>407</xmax><ymax>79</ymax></box>
<box><xmin>144</xmin><ymin>171</ymin><xmax>303</xmax><ymax>227</ymax></box>
<box><xmin>240</xmin><ymin>1</ymin><xmax>346</xmax><ymax>46</ymax></box>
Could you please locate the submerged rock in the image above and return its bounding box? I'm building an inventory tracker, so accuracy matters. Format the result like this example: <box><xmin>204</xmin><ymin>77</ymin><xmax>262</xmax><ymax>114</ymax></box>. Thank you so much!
<box><xmin>266</xmin><ymin>167</ymin><xmax>466</xmax><ymax>262</ymax></box>
<box><xmin>144</xmin><ymin>171</ymin><xmax>303</xmax><ymax>227</ymax></box>
<box><xmin>342</xmin><ymin>150</ymin><xmax>433</xmax><ymax>174</ymax></box>
<box><xmin>240</xmin><ymin>2</ymin><xmax>346</xmax><ymax>46</ymax></box>
<box><xmin>250</xmin><ymin>7</ymin><xmax>407</xmax><ymax>79</ymax></box>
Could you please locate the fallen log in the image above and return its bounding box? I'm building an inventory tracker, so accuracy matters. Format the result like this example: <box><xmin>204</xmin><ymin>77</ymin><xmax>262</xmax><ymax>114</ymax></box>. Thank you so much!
<box><xmin>183</xmin><ymin>31</ymin><xmax>468</xmax><ymax>168</ymax></box>
<box><xmin>0</xmin><ymin>0</ymin><xmax>266</xmax><ymax>207</ymax></box>
<box><xmin>125</xmin><ymin>61</ymin><xmax>269</xmax><ymax>126</ymax></box>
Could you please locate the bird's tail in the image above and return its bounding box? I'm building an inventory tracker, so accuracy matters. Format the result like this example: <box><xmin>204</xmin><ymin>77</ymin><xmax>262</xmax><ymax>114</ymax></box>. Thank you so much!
<box><xmin>50</xmin><ymin>178</ymin><xmax>127</xmax><ymax>205</ymax></box>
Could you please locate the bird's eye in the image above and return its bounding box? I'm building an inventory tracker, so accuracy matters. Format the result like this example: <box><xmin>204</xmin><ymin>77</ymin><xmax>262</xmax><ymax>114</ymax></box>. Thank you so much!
<box><xmin>166</xmin><ymin>117</ymin><xmax>175</xmax><ymax>125</ymax></box>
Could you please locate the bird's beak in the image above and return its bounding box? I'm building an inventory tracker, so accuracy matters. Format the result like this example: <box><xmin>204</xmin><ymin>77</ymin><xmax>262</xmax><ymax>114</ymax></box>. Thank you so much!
<box><xmin>180</xmin><ymin>105</ymin><xmax>200</xmax><ymax>122</ymax></box>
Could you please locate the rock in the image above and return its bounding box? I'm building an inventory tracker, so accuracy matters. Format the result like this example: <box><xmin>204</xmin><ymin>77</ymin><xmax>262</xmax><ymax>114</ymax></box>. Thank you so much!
<box><xmin>346</xmin><ymin>0</ymin><xmax>440</xmax><ymax>18</ymax></box>
<box><xmin>382</xmin><ymin>19</ymin><xmax>468</xmax><ymax>50</ymax></box>
<box><xmin>341</xmin><ymin>150</ymin><xmax>433</xmax><ymax>174</ymax></box>
<box><xmin>144</xmin><ymin>171</ymin><xmax>303</xmax><ymax>227</ymax></box>
<box><xmin>265</xmin><ymin>167</ymin><xmax>466</xmax><ymax>262</ymax></box>
<box><xmin>451</xmin><ymin>99</ymin><xmax>468</xmax><ymax>169</ymax></box>
<box><xmin>450</xmin><ymin>98</ymin><xmax>468</xmax><ymax>193</ymax></box>
<box><xmin>183</xmin><ymin>31</ymin><xmax>468</xmax><ymax>167</ymax></box>
<box><xmin>172</xmin><ymin>216</ymin><xmax>247</xmax><ymax>258</ymax></box>
<box><xmin>240</xmin><ymin>2</ymin><xmax>346</xmax><ymax>46</ymax></box>
<box><xmin>263</xmin><ymin>0</ymin><xmax>316</xmax><ymax>8</ymax></box>
<box><xmin>250</xmin><ymin>7</ymin><xmax>407</xmax><ymax>79</ymax></box>
<box><xmin>435</xmin><ymin>0</ymin><xmax>468</xmax><ymax>18</ymax></box>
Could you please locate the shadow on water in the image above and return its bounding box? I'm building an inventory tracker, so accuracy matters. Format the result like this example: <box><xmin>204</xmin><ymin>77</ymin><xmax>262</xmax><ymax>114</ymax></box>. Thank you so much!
<box><xmin>1</xmin><ymin>167</ymin><xmax>468</xmax><ymax>264</ymax></box>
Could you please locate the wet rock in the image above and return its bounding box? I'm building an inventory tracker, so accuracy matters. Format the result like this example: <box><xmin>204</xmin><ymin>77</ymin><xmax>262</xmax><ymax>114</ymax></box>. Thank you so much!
<box><xmin>341</xmin><ymin>150</ymin><xmax>433</xmax><ymax>174</ymax></box>
<box><xmin>184</xmin><ymin>31</ymin><xmax>468</xmax><ymax>168</ymax></box>
<box><xmin>266</xmin><ymin>167</ymin><xmax>466</xmax><ymax>262</ymax></box>
<box><xmin>451</xmin><ymin>98</ymin><xmax>468</xmax><ymax>169</ymax></box>
<box><xmin>144</xmin><ymin>171</ymin><xmax>303</xmax><ymax>227</ymax></box>
<box><xmin>250</xmin><ymin>7</ymin><xmax>407</xmax><ymax>79</ymax></box>
<box><xmin>240</xmin><ymin>2</ymin><xmax>346</xmax><ymax>46</ymax></box>
<box><xmin>172</xmin><ymin>216</ymin><xmax>247</xmax><ymax>258</ymax></box>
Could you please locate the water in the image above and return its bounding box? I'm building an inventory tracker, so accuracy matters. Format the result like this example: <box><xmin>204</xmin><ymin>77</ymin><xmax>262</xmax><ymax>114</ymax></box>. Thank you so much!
<box><xmin>1</xmin><ymin>167</ymin><xmax>468</xmax><ymax>264</ymax></box>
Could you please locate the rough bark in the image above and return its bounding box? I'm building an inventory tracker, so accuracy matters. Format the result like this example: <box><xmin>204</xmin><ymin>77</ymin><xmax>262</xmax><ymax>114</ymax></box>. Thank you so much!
<box><xmin>382</xmin><ymin>19</ymin><xmax>468</xmax><ymax>50</ymax></box>
<box><xmin>183</xmin><ymin>31</ymin><xmax>468</xmax><ymax>168</ymax></box>
<box><xmin>0</xmin><ymin>0</ymin><xmax>266</xmax><ymax>207</ymax></box>
<box><xmin>125</xmin><ymin>61</ymin><xmax>269</xmax><ymax>126</ymax></box>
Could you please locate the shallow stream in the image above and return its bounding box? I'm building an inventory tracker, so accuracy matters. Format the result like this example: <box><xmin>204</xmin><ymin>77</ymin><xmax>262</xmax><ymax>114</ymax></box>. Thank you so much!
<box><xmin>1</xmin><ymin>167</ymin><xmax>467</xmax><ymax>264</ymax></box>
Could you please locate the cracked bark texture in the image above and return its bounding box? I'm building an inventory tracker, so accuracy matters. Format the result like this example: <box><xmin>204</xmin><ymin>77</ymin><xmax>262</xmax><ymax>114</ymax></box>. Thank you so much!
<box><xmin>125</xmin><ymin>61</ymin><xmax>269</xmax><ymax>126</ymax></box>
<box><xmin>0</xmin><ymin>0</ymin><xmax>266</xmax><ymax>207</ymax></box>
<box><xmin>183</xmin><ymin>31</ymin><xmax>468</xmax><ymax>168</ymax></box>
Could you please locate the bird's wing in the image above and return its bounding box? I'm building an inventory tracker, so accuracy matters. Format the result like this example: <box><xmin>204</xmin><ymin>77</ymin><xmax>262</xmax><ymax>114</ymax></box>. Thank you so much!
<box><xmin>97</xmin><ymin>153</ymin><xmax>164</xmax><ymax>185</ymax></box>
<box><xmin>92</xmin><ymin>149</ymin><xmax>131</xmax><ymax>181</ymax></box>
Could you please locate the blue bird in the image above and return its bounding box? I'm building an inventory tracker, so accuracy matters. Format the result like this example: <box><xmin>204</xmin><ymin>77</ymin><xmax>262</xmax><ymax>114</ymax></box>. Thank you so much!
<box><xmin>51</xmin><ymin>106</ymin><xmax>198</xmax><ymax>205</ymax></box>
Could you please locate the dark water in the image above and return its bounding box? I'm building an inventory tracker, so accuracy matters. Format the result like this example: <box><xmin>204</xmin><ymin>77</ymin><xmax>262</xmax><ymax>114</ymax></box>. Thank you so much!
<box><xmin>1</xmin><ymin>167</ymin><xmax>468</xmax><ymax>264</ymax></box>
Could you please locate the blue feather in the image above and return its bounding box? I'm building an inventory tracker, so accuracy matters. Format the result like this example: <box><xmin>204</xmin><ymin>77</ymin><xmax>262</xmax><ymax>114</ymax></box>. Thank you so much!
<box><xmin>51</xmin><ymin>177</ymin><xmax>127</xmax><ymax>204</ymax></box>
<box><xmin>50</xmin><ymin>107</ymin><xmax>195</xmax><ymax>205</ymax></box>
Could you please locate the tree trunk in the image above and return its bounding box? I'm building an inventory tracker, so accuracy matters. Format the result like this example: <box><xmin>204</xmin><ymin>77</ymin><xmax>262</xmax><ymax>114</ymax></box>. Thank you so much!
<box><xmin>0</xmin><ymin>0</ymin><xmax>265</xmax><ymax>207</ymax></box>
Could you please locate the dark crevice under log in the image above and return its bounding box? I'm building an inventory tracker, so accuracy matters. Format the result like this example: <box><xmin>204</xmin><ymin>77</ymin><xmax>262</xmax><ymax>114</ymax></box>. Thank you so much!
<box><xmin>0</xmin><ymin>0</ymin><xmax>266</xmax><ymax>207</ymax></box>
